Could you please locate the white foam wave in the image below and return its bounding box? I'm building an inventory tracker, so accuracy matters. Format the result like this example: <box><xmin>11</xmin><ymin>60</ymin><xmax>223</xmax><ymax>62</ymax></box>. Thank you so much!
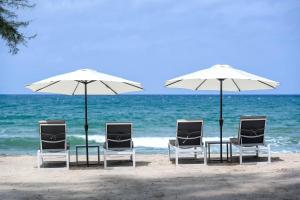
<box><xmin>134</xmin><ymin>137</ymin><xmax>170</xmax><ymax>148</ymax></box>
<box><xmin>72</xmin><ymin>135</ymin><xmax>105</xmax><ymax>143</ymax></box>
<box><xmin>71</xmin><ymin>135</ymin><xmax>234</xmax><ymax>149</ymax></box>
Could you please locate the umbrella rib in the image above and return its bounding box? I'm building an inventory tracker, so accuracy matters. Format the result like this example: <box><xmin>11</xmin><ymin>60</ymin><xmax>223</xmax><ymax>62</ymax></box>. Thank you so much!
<box><xmin>77</xmin><ymin>80</ymin><xmax>95</xmax><ymax>84</ymax></box>
<box><xmin>257</xmin><ymin>80</ymin><xmax>275</xmax><ymax>89</ymax></box>
<box><xmin>231</xmin><ymin>79</ymin><xmax>241</xmax><ymax>92</ymax></box>
<box><xmin>87</xmin><ymin>80</ymin><xmax>96</xmax><ymax>84</ymax></box>
<box><xmin>165</xmin><ymin>79</ymin><xmax>182</xmax><ymax>87</ymax></box>
<box><xmin>123</xmin><ymin>82</ymin><xmax>143</xmax><ymax>90</ymax></box>
<box><xmin>35</xmin><ymin>81</ymin><xmax>60</xmax><ymax>92</ymax></box>
<box><xmin>72</xmin><ymin>81</ymin><xmax>80</xmax><ymax>95</ymax></box>
<box><xmin>195</xmin><ymin>79</ymin><xmax>207</xmax><ymax>90</ymax></box>
<box><xmin>99</xmin><ymin>81</ymin><xmax>118</xmax><ymax>94</ymax></box>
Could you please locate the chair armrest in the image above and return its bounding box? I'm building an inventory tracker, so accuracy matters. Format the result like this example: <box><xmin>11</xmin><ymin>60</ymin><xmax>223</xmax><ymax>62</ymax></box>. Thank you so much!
<box><xmin>103</xmin><ymin>142</ymin><xmax>107</xmax><ymax>149</ymax></box>
<box><xmin>169</xmin><ymin>139</ymin><xmax>176</xmax><ymax>147</ymax></box>
<box><xmin>230</xmin><ymin>138</ymin><xmax>239</xmax><ymax>145</ymax></box>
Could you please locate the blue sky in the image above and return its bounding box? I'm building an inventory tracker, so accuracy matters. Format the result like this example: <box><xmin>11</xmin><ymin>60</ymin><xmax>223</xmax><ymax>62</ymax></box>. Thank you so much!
<box><xmin>1</xmin><ymin>0</ymin><xmax>299</xmax><ymax>94</ymax></box>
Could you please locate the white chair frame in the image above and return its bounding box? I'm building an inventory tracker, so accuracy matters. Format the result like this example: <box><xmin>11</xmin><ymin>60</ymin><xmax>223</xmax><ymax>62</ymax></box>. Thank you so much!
<box><xmin>103</xmin><ymin>123</ymin><xmax>135</xmax><ymax>169</ymax></box>
<box><xmin>168</xmin><ymin>120</ymin><xmax>207</xmax><ymax>166</ymax></box>
<box><xmin>37</xmin><ymin>122</ymin><xmax>70</xmax><ymax>169</ymax></box>
<box><xmin>233</xmin><ymin>117</ymin><xmax>271</xmax><ymax>164</ymax></box>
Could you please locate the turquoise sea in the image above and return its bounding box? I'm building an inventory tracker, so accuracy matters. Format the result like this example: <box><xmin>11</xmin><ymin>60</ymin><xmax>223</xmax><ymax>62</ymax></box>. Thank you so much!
<box><xmin>0</xmin><ymin>95</ymin><xmax>299</xmax><ymax>155</ymax></box>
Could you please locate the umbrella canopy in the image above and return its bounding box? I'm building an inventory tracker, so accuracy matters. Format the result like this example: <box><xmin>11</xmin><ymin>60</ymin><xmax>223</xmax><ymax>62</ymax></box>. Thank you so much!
<box><xmin>27</xmin><ymin>68</ymin><xmax>143</xmax><ymax>166</ymax></box>
<box><xmin>165</xmin><ymin>64</ymin><xmax>279</xmax><ymax>91</ymax></box>
<box><xmin>26</xmin><ymin>68</ymin><xmax>143</xmax><ymax>95</ymax></box>
<box><xmin>165</xmin><ymin>64</ymin><xmax>279</xmax><ymax>162</ymax></box>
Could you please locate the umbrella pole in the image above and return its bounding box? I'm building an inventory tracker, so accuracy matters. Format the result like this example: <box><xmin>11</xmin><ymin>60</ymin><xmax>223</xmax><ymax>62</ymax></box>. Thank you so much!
<box><xmin>84</xmin><ymin>82</ymin><xmax>89</xmax><ymax>167</ymax></box>
<box><xmin>219</xmin><ymin>79</ymin><xmax>224</xmax><ymax>163</ymax></box>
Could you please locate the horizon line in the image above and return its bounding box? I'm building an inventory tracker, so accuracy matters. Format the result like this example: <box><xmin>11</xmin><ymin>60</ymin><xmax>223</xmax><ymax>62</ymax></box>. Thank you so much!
<box><xmin>0</xmin><ymin>93</ymin><xmax>299</xmax><ymax>96</ymax></box>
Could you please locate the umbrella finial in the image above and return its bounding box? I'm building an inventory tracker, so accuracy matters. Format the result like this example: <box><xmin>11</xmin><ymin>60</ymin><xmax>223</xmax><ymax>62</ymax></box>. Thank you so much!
<box><xmin>213</xmin><ymin>64</ymin><xmax>232</xmax><ymax>68</ymax></box>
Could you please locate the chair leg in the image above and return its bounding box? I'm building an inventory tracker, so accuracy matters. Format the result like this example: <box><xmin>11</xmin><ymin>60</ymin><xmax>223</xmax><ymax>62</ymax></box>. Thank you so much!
<box><xmin>203</xmin><ymin>147</ymin><xmax>207</xmax><ymax>165</ymax></box>
<box><xmin>194</xmin><ymin>147</ymin><xmax>197</xmax><ymax>159</ymax></box>
<box><xmin>104</xmin><ymin>151</ymin><xmax>107</xmax><ymax>169</ymax></box>
<box><xmin>68</xmin><ymin>150</ymin><xmax>71</xmax><ymax>163</ymax></box>
<box><xmin>132</xmin><ymin>150</ymin><xmax>136</xmax><ymax>168</ymax></box>
<box><xmin>37</xmin><ymin>150</ymin><xmax>41</xmax><ymax>169</ymax></box>
<box><xmin>230</xmin><ymin>143</ymin><xmax>232</xmax><ymax>163</ymax></box>
<box><xmin>239</xmin><ymin>147</ymin><xmax>243</xmax><ymax>165</ymax></box>
<box><xmin>175</xmin><ymin>148</ymin><xmax>179</xmax><ymax>166</ymax></box>
<box><xmin>256</xmin><ymin>145</ymin><xmax>259</xmax><ymax>157</ymax></box>
<box><xmin>268</xmin><ymin>144</ymin><xmax>271</xmax><ymax>163</ymax></box>
<box><xmin>66</xmin><ymin>151</ymin><xmax>70</xmax><ymax>170</ymax></box>
<box><xmin>168</xmin><ymin>143</ymin><xmax>171</xmax><ymax>161</ymax></box>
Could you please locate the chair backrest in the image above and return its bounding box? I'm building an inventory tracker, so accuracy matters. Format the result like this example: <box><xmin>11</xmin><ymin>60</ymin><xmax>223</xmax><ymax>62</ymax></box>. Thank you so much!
<box><xmin>39</xmin><ymin>120</ymin><xmax>66</xmax><ymax>152</ymax></box>
<box><xmin>106</xmin><ymin>123</ymin><xmax>132</xmax><ymax>149</ymax></box>
<box><xmin>176</xmin><ymin>120</ymin><xmax>203</xmax><ymax>147</ymax></box>
<box><xmin>238</xmin><ymin>116</ymin><xmax>266</xmax><ymax>145</ymax></box>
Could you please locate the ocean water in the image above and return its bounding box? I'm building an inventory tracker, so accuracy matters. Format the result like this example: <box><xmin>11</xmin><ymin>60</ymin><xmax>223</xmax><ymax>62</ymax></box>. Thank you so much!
<box><xmin>0</xmin><ymin>95</ymin><xmax>299</xmax><ymax>155</ymax></box>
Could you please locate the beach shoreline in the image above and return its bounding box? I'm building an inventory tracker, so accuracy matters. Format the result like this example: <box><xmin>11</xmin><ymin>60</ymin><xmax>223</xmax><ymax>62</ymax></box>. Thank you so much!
<box><xmin>0</xmin><ymin>153</ymin><xmax>299</xmax><ymax>200</ymax></box>
<box><xmin>1</xmin><ymin>95</ymin><xmax>299</xmax><ymax>155</ymax></box>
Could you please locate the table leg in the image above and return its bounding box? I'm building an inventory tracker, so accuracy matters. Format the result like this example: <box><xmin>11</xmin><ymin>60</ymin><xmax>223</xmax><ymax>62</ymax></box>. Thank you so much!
<box><xmin>208</xmin><ymin>144</ymin><xmax>210</xmax><ymax>161</ymax></box>
<box><xmin>76</xmin><ymin>147</ymin><xmax>78</xmax><ymax>165</ymax></box>
<box><xmin>226</xmin><ymin>143</ymin><xmax>229</xmax><ymax>161</ymax></box>
<box><xmin>256</xmin><ymin>145</ymin><xmax>259</xmax><ymax>157</ymax></box>
<box><xmin>97</xmin><ymin>146</ymin><xmax>100</xmax><ymax>164</ymax></box>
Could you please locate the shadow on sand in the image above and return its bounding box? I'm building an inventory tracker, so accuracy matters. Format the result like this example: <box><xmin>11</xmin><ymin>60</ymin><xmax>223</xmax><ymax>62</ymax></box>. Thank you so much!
<box><xmin>169</xmin><ymin>155</ymin><xmax>283</xmax><ymax>166</ymax></box>
<box><xmin>1</xmin><ymin>165</ymin><xmax>300</xmax><ymax>200</ymax></box>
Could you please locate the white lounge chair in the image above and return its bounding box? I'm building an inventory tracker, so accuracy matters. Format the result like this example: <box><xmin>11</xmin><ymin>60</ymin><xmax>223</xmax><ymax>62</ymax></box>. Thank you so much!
<box><xmin>37</xmin><ymin>120</ymin><xmax>70</xmax><ymax>169</ymax></box>
<box><xmin>168</xmin><ymin>120</ymin><xmax>207</xmax><ymax>165</ymax></box>
<box><xmin>230</xmin><ymin>116</ymin><xmax>271</xmax><ymax>164</ymax></box>
<box><xmin>103</xmin><ymin>123</ymin><xmax>135</xmax><ymax>168</ymax></box>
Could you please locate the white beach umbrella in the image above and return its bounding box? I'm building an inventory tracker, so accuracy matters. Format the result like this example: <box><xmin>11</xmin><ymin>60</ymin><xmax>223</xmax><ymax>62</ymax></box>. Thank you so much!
<box><xmin>165</xmin><ymin>64</ymin><xmax>279</xmax><ymax>162</ymax></box>
<box><xmin>26</xmin><ymin>68</ymin><xmax>143</xmax><ymax>166</ymax></box>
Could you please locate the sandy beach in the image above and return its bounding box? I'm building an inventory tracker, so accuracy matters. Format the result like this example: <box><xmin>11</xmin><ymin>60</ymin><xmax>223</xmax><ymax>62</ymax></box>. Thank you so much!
<box><xmin>0</xmin><ymin>153</ymin><xmax>299</xmax><ymax>200</ymax></box>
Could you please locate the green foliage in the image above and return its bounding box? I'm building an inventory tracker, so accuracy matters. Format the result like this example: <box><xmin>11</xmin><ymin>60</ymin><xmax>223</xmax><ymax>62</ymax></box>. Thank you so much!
<box><xmin>0</xmin><ymin>0</ymin><xmax>35</xmax><ymax>54</ymax></box>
